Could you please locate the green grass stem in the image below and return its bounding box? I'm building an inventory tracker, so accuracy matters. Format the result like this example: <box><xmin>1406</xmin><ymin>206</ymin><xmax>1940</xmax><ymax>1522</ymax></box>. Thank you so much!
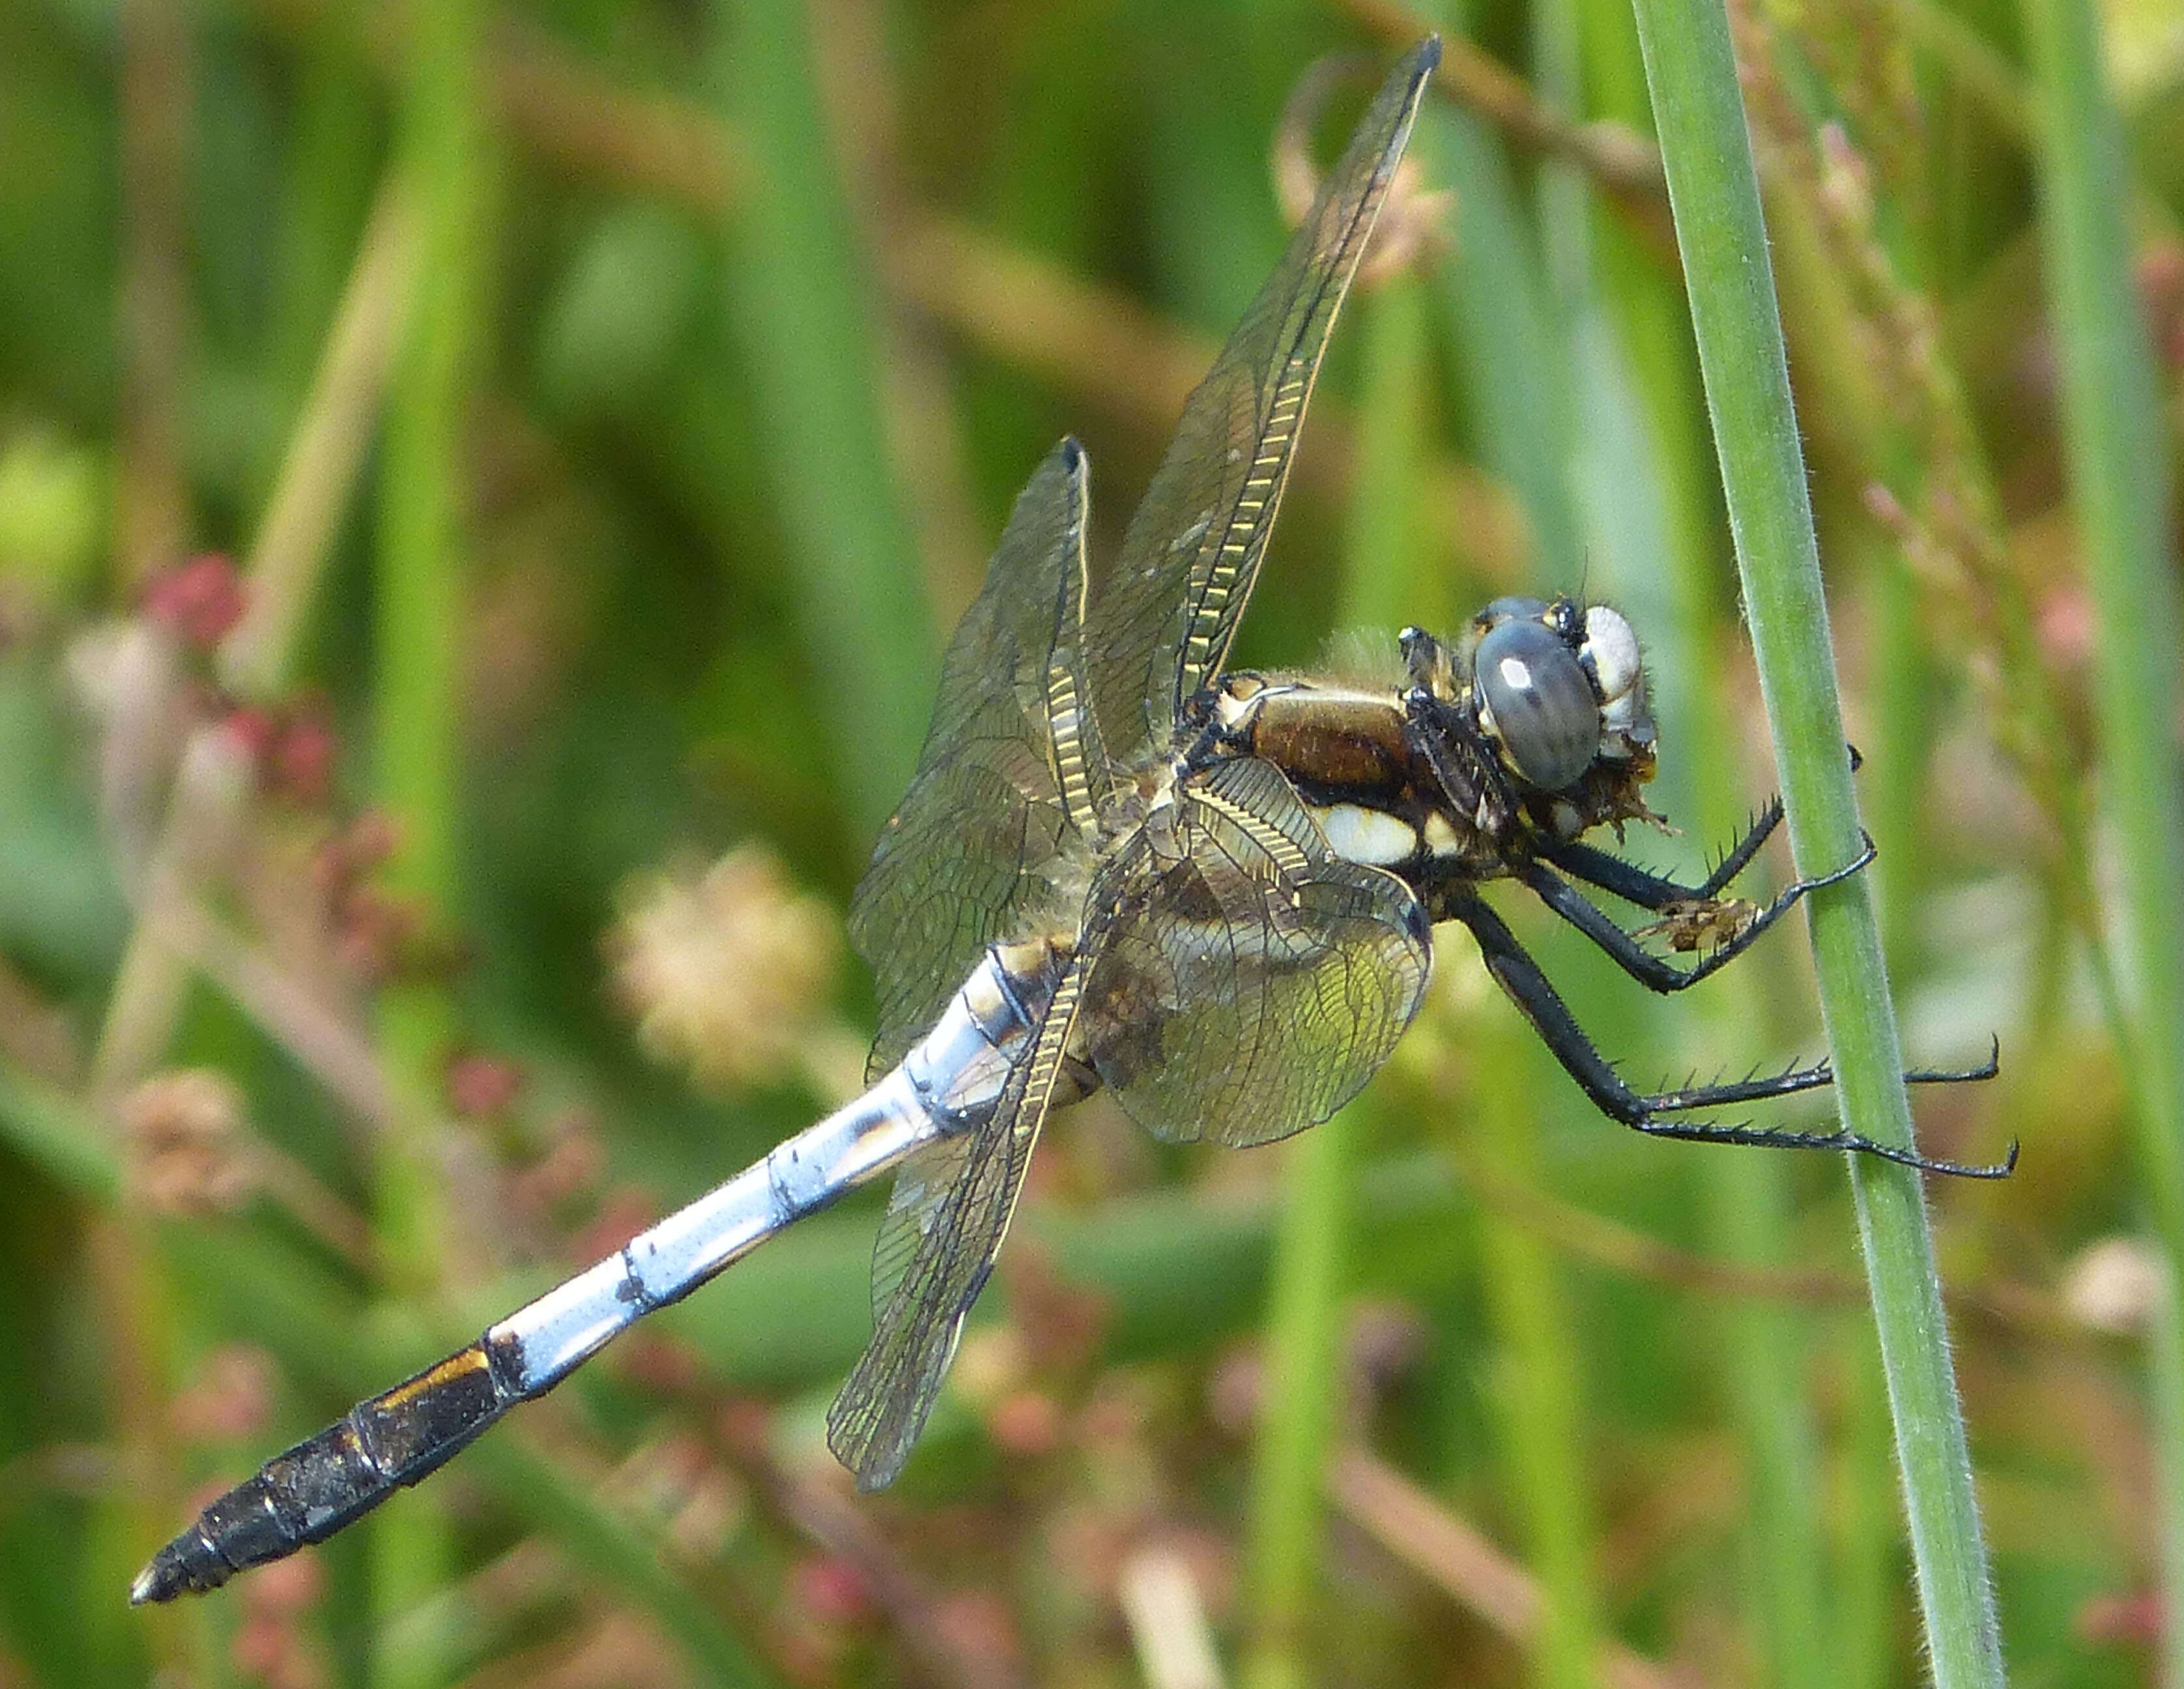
<box><xmin>84</xmin><ymin>119</ymin><xmax>416</xmax><ymax>1689</ymax></box>
<box><xmin>2019</xmin><ymin>0</ymin><xmax>2184</xmax><ymax>1304</ymax></box>
<box><xmin>1243</xmin><ymin>1104</ymin><xmax>1358</xmax><ymax>1689</ymax></box>
<box><xmin>93</xmin><ymin>166</ymin><xmax>416</xmax><ymax>1106</ymax></box>
<box><xmin>2020</xmin><ymin>2</ymin><xmax>2184</xmax><ymax>1678</ymax></box>
<box><xmin>369</xmin><ymin>0</ymin><xmax>486</xmax><ymax>1670</ymax></box>
<box><xmin>1552</xmin><ymin>6</ymin><xmax>1843</xmax><ymax>1670</ymax></box>
<box><xmin>1415</xmin><ymin>45</ymin><xmax>1606</xmax><ymax>1678</ymax></box>
<box><xmin>712</xmin><ymin>0</ymin><xmax>934</xmax><ymax>837</ymax></box>
<box><xmin>1628</xmin><ymin>2</ymin><xmax>2005</xmax><ymax>1684</ymax></box>
<box><xmin>224</xmin><ymin>179</ymin><xmax>418</xmax><ymax>704</ymax></box>
<box><xmin>1418</xmin><ymin>99</ymin><xmax>1583</xmax><ymax>581</ymax></box>
<box><xmin>1243</xmin><ymin>275</ymin><xmax>1433</xmax><ymax>1689</ymax></box>
<box><xmin>1471</xmin><ymin>1018</ymin><xmax>1602</xmax><ymax>1689</ymax></box>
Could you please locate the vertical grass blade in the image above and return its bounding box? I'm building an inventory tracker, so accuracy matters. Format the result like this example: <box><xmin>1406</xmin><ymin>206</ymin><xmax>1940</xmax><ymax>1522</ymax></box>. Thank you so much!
<box><xmin>1243</xmin><ymin>1103</ymin><xmax>1358</xmax><ymax>1689</ymax></box>
<box><xmin>2019</xmin><ymin>3</ymin><xmax>2184</xmax><ymax>1678</ymax></box>
<box><xmin>712</xmin><ymin>0</ymin><xmax>935</xmax><ymax>835</ymax></box>
<box><xmin>1416</xmin><ymin>31</ymin><xmax>1618</xmax><ymax>1679</ymax></box>
<box><xmin>1244</xmin><ymin>275</ymin><xmax>1433</xmax><ymax>1689</ymax></box>
<box><xmin>225</xmin><ymin>180</ymin><xmax>418</xmax><ymax>705</ymax></box>
<box><xmin>370</xmin><ymin>0</ymin><xmax>486</xmax><ymax>1672</ymax></box>
<box><xmin>1552</xmin><ymin>5</ymin><xmax>1839</xmax><ymax>1671</ymax></box>
<box><xmin>1627</xmin><ymin>3</ymin><xmax>2005</xmax><ymax>1684</ymax></box>
<box><xmin>1416</xmin><ymin>100</ymin><xmax>1583</xmax><ymax>581</ymax></box>
<box><xmin>2020</xmin><ymin>0</ymin><xmax>2184</xmax><ymax>1344</ymax></box>
<box><xmin>1415</xmin><ymin>43</ymin><xmax>1608</xmax><ymax>1675</ymax></box>
<box><xmin>1470</xmin><ymin>1017</ymin><xmax>1602</xmax><ymax>1689</ymax></box>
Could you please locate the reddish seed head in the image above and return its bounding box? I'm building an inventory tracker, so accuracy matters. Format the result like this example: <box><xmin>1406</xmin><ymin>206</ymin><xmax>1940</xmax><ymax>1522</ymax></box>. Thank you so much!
<box><xmin>229</xmin><ymin>1559</ymin><xmax>328</xmax><ymax>1689</ymax></box>
<box><xmin>145</xmin><ymin>554</ymin><xmax>247</xmax><ymax>650</ymax></box>
<box><xmin>620</xmin><ymin>1333</ymin><xmax>704</xmax><ymax>1394</ymax></box>
<box><xmin>229</xmin><ymin>1615</ymin><xmax>289</xmax><ymax>1681</ymax></box>
<box><xmin>246</xmin><ymin>1552</ymin><xmax>324</xmax><ymax>1617</ymax></box>
<box><xmin>222</xmin><ymin>705</ymin><xmax>279</xmax><ymax>765</ymax></box>
<box><xmin>344</xmin><ymin>809</ymin><xmax>400</xmax><ymax>864</ymax></box>
<box><xmin>445</xmin><ymin>1050</ymin><xmax>524</xmax><ymax>1119</ymax></box>
<box><xmin>273</xmin><ymin>709</ymin><xmax>338</xmax><ymax>805</ymax></box>
<box><xmin>171</xmin><ymin>1345</ymin><xmax>278</xmax><ymax>1443</ymax></box>
<box><xmin>791</xmin><ymin>1555</ymin><xmax>875</xmax><ymax>1627</ymax></box>
<box><xmin>713</xmin><ymin>1396</ymin><xmax>775</xmax><ymax>1458</ymax></box>
<box><xmin>932</xmin><ymin>1591</ymin><xmax>1022</xmax><ymax>1677</ymax></box>
<box><xmin>572</xmin><ymin>1187</ymin><xmax>657</xmax><ymax>1261</ymax></box>
<box><xmin>504</xmin><ymin>1114</ymin><xmax>605</xmax><ymax>1225</ymax></box>
<box><xmin>988</xmin><ymin>1390</ymin><xmax>1063</xmax><ymax>1458</ymax></box>
<box><xmin>2036</xmin><ymin>584</ymin><xmax>2098</xmax><ymax>671</ymax></box>
<box><xmin>2077</xmin><ymin>1591</ymin><xmax>2162</xmax><ymax>1645</ymax></box>
<box><xmin>331</xmin><ymin>888</ymin><xmax>416</xmax><ymax>982</ymax></box>
<box><xmin>2135</xmin><ymin>240</ymin><xmax>2184</xmax><ymax>366</ymax></box>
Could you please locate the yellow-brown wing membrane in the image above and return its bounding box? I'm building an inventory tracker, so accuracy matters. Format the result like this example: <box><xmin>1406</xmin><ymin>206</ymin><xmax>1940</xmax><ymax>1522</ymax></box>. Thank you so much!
<box><xmin>848</xmin><ymin>440</ymin><xmax>1106</xmax><ymax>1077</ymax></box>
<box><xmin>1083</xmin><ymin>40</ymin><xmax>1439</xmax><ymax>773</ymax></box>
<box><xmin>1083</xmin><ymin>757</ymin><xmax>1430</xmax><ymax>1146</ymax></box>
<box><xmin>826</xmin><ymin>955</ymin><xmax>1092</xmax><ymax>1489</ymax></box>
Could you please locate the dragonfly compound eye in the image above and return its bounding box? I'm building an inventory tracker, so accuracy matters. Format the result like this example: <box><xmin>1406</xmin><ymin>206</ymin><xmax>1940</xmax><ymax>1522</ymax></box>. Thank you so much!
<box><xmin>1580</xmin><ymin>605</ymin><xmax>1654</xmax><ymax>755</ymax></box>
<box><xmin>1474</xmin><ymin>617</ymin><xmax>1598</xmax><ymax>790</ymax></box>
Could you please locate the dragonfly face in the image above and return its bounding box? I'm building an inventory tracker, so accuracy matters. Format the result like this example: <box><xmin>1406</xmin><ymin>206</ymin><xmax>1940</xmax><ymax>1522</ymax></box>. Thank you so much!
<box><xmin>133</xmin><ymin>32</ymin><xmax>2004</xmax><ymax>1608</ymax></box>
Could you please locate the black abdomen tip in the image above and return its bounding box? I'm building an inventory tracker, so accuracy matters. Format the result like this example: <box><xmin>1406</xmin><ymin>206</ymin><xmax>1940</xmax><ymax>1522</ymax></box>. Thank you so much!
<box><xmin>129</xmin><ymin>1529</ymin><xmax>231</xmax><ymax>1604</ymax></box>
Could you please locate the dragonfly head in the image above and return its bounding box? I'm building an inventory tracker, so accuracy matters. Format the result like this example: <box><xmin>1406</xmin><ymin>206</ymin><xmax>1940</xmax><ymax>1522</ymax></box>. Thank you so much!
<box><xmin>1439</xmin><ymin>596</ymin><xmax>1654</xmax><ymax>796</ymax></box>
<box><xmin>1398</xmin><ymin>598</ymin><xmax>1658</xmax><ymax>850</ymax></box>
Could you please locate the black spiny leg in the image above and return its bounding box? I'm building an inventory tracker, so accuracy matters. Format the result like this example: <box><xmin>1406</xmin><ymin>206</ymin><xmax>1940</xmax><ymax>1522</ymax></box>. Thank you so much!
<box><xmin>1514</xmin><ymin>839</ymin><xmax>1873</xmax><ymax>992</ymax></box>
<box><xmin>1543</xmin><ymin>796</ymin><xmax>1783</xmax><ymax>910</ymax></box>
<box><xmin>1441</xmin><ymin>891</ymin><xmax>2016</xmax><ymax>1179</ymax></box>
<box><xmin>1637</xmin><ymin>1038</ymin><xmax>2000</xmax><ymax>1110</ymax></box>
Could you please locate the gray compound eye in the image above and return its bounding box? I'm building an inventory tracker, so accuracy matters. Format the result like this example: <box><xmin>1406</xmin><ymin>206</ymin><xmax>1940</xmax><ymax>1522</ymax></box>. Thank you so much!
<box><xmin>1475</xmin><ymin>595</ymin><xmax>1549</xmax><ymax>627</ymax></box>
<box><xmin>1475</xmin><ymin>618</ymin><xmax>1598</xmax><ymax>790</ymax></box>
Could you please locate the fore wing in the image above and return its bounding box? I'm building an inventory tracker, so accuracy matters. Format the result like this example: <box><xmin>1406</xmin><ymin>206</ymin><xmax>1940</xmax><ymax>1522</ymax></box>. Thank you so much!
<box><xmin>1083</xmin><ymin>757</ymin><xmax>1430</xmax><ymax>1146</ymax></box>
<box><xmin>849</xmin><ymin>440</ymin><xmax>1108</xmax><ymax>1077</ymax></box>
<box><xmin>1082</xmin><ymin>39</ymin><xmax>1439</xmax><ymax>773</ymax></box>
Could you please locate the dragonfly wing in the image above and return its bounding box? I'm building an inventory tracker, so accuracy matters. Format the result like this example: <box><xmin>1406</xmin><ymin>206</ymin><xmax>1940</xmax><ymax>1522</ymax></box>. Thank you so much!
<box><xmin>850</xmin><ymin>440</ymin><xmax>1106</xmax><ymax>1078</ymax></box>
<box><xmin>866</xmin><ymin>1134</ymin><xmax>970</xmax><ymax>1323</ymax></box>
<box><xmin>1082</xmin><ymin>40</ymin><xmax>1439</xmax><ymax>772</ymax></box>
<box><xmin>1084</xmin><ymin>757</ymin><xmax>1430</xmax><ymax>1147</ymax></box>
<box><xmin>826</xmin><ymin>952</ymin><xmax>1092</xmax><ymax>1490</ymax></box>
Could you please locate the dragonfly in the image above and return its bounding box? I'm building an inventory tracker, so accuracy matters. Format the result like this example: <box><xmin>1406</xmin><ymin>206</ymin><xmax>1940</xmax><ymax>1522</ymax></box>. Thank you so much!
<box><xmin>132</xmin><ymin>35</ymin><xmax>2007</xmax><ymax>1604</ymax></box>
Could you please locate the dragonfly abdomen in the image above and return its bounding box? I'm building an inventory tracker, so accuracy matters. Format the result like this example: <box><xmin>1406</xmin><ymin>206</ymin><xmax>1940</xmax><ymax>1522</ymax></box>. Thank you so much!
<box><xmin>130</xmin><ymin>1342</ymin><xmax>521</xmax><ymax>1600</ymax></box>
<box><xmin>906</xmin><ymin>934</ymin><xmax>1080</xmax><ymax>1123</ymax></box>
<box><xmin>132</xmin><ymin>941</ymin><xmax>1074</xmax><ymax>1604</ymax></box>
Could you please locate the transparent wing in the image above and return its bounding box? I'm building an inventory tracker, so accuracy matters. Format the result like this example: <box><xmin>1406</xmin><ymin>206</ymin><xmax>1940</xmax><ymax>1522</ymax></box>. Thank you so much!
<box><xmin>865</xmin><ymin>1134</ymin><xmax>971</xmax><ymax>1325</ymax></box>
<box><xmin>1082</xmin><ymin>758</ymin><xmax>1430</xmax><ymax>1147</ymax></box>
<box><xmin>826</xmin><ymin>955</ymin><xmax>1091</xmax><ymax>1490</ymax></box>
<box><xmin>849</xmin><ymin>440</ymin><xmax>1107</xmax><ymax>1077</ymax></box>
<box><xmin>1083</xmin><ymin>40</ymin><xmax>1439</xmax><ymax>772</ymax></box>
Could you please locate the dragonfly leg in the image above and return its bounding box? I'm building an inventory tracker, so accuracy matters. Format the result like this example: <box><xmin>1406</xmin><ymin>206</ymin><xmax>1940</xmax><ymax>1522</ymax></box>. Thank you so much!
<box><xmin>1443</xmin><ymin>892</ymin><xmax>2015</xmax><ymax>1179</ymax></box>
<box><xmin>1545</xmin><ymin>745</ymin><xmax>1870</xmax><ymax>909</ymax></box>
<box><xmin>1637</xmin><ymin>1036</ymin><xmax>2000</xmax><ymax>1112</ymax></box>
<box><xmin>1513</xmin><ymin>835</ymin><xmax>1873</xmax><ymax>992</ymax></box>
<box><xmin>1543</xmin><ymin>798</ymin><xmax>1784</xmax><ymax>908</ymax></box>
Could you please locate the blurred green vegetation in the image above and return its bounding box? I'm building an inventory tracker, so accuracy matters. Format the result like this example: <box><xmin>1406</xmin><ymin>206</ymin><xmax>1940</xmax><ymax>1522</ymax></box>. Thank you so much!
<box><xmin>0</xmin><ymin>0</ymin><xmax>2178</xmax><ymax>1686</ymax></box>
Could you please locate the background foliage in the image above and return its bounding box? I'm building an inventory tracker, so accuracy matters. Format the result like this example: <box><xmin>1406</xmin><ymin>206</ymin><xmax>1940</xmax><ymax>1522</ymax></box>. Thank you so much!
<box><xmin>0</xmin><ymin>0</ymin><xmax>2177</xmax><ymax>1685</ymax></box>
